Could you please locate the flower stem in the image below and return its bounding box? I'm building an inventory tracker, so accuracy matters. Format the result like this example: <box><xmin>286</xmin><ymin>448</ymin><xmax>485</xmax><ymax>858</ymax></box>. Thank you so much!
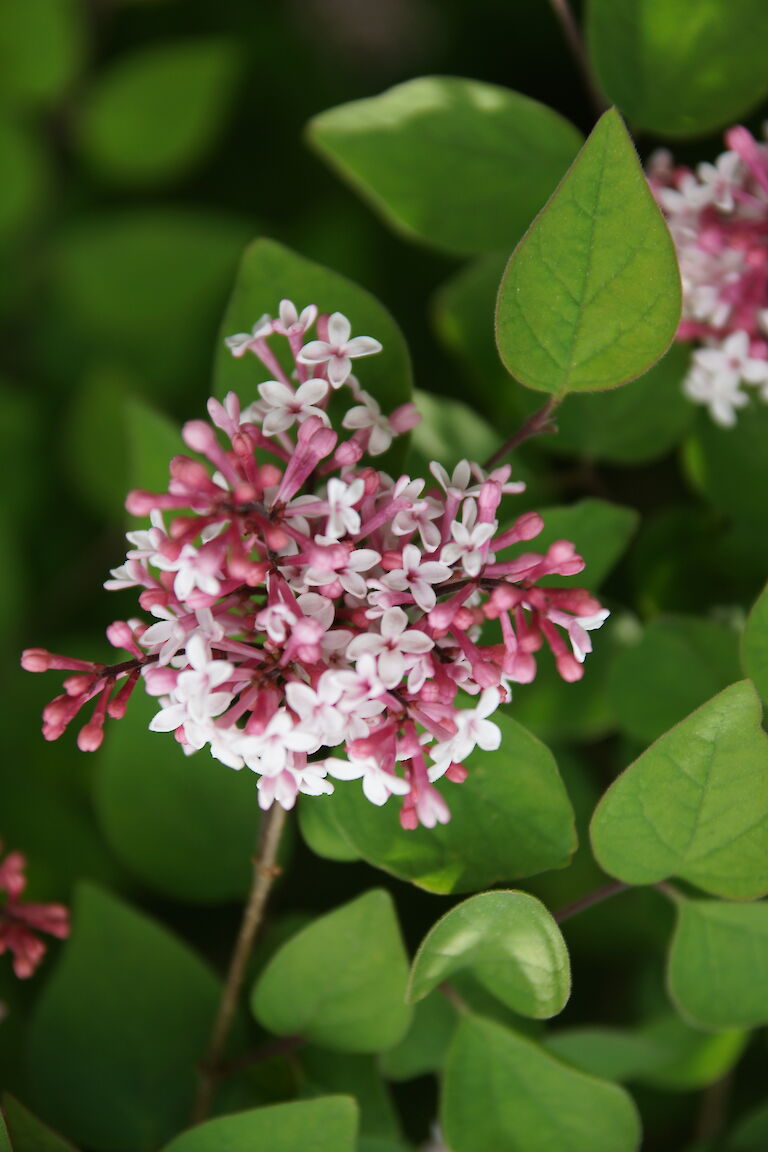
<box><xmin>555</xmin><ymin>880</ymin><xmax>629</xmax><ymax>923</ymax></box>
<box><xmin>483</xmin><ymin>397</ymin><xmax>560</xmax><ymax>470</ymax></box>
<box><xmin>547</xmin><ymin>0</ymin><xmax>608</xmax><ymax>117</ymax></box>
<box><xmin>193</xmin><ymin>803</ymin><xmax>288</xmax><ymax>1122</ymax></box>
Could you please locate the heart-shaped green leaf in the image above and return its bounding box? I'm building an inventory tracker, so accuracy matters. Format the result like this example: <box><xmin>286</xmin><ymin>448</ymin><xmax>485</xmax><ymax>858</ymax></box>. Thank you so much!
<box><xmin>252</xmin><ymin>890</ymin><xmax>411</xmax><ymax>1053</ymax></box>
<box><xmin>496</xmin><ymin>108</ymin><xmax>680</xmax><ymax>396</ymax></box>
<box><xmin>409</xmin><ymin>891</ymin><xmax>570</xmax><ymax>1019</ymax></box>
<box><xmin>380</xmin><ymin>991</ymin><xmax>457</xmax><ymax>1082</ymax></box>
<box><xmin>743</xmin><ymin>583</ymin><xmax>768</xmax><ymax>705</ymax></box>
<box><xmin>27</xmin><ymin>884</ymin><xmax>224</xmax><ymax>1151</ymax></box>
<box><xmin>591</xmin><ymin>681</ymin><xmax>768</xmax><ymax>898</ymax></box>
<box><xmin>307</xmin><ymin>77</ymin><xmax>582</xmax><ymax>256</ymax></box>
<box><xmin>587</xmin><ymin>0</ymin><xmax>768</xmax><ymax>138</ymax></box>
<box><xmin>308</xmin><ymin>713</ymin><xmax>576</xmax><ymax>893</ymax></box>
<box><xmin>442</xmin><ymin>1015</ymin><xmax>641</xmax><ymax>1152</ymax></box>
<box><xmin>95</xmin><ymin>691</ymin><xmax>262</xmax><ymax>902</ymax></box>
<box><xmin>668</xmin><ymin>897</ymin><xmax>768</xmax><ymax>1030</ymax></box>
<box><xmin>159</xmin><ymin>1098</ymin><xmax>357</xmax><ymax>1152</ymax></box>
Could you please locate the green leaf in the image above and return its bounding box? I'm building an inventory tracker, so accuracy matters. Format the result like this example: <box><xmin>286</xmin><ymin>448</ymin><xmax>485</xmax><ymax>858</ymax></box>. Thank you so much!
<box><xmin>311</xmin><ymin>713</ymin><xmax>576</xmax><ymax>893</ymax></box>
<box><xmin>52</xmin><ymin>210</ymin><xmax>252</xmax><ymax>399</ymax></box>
<box><xmin>743</xmin><ymin>583</ymin><xmax>768</xmax><ymax>705</ymax></box>
<box><xmin>0</xmin><ymin>119</ymin><xmax>47</xmax><ymax>241</ymax></box>
<box><xmin>442</xmin><ymin>1015</ymin><xmax>641</xmax><ymax>1152</ymax></box>
<box><xmin>496</xmin><ymin>108</ymin><xmax>680</xmax><ymax>396</ymax></box>
<box><xmin>78</xmin><ymin>40</ymin><xmax>239</xmax><ymax>186</ymax></box>
<box><xmin>409</xmin><ymin>891</ymin><xmax>570</xmax><ymax>1019</ymax></box>
<box><xmin>435</xmin><ymin>257</ymin><xmax>693</xmax><ymax>463</ymax></box>
<box><xmin>637</xmin><ymin>1014</ymin><xmax>746</xmax><ymax>1090</ymax></box>
<box><xmin>252</xmin><ymin>890</ymin><xmax>411</xmax><ymax>1053</ymax></box>
<box><xmin>159</xmin><ymin>1098</ymin><xmax>358</xmax><ymax>1152</ymax></box>
<box><xmin>214</xmin><ymin>239</ymin><xmax>412</xmax><ymax>467</ymax></box>
<box><xmin>0</xmin><ymin>0</ymin><xmax>85</xmax><ymax>110</ymax></box>
<box><xmin>307</xmin><ymin>77</ymin><xmax>583</xmax><ymax>257</ymax></box>
<box><xmin>94</xmin><ymin>690</ymin><xmax>262</xmax><ymax>902</ymax></box>
<box><xmin>27</xmin><ymin>884</ymin><xmax>224</xmax><ymax>1151</ymax></box>
<box><xmin>300</xmin><ymin>1049</ymin><xmax>400</xmax><ymax>1140</ymax></box>
<box><xmin>591</xmin><ymin>681</ymin><xmax>768</xmax><ymax>899</ymax></box>
<box><xmin>532</xmin><ymin>499</ymin><xmax>638</xmax><ymax>590</ymax></box>
<box><xmin>668</xmin><ymin>897</ymin><xmax>768</xmax><ymax>1029</ymax></box>
<box><xmin>545</xmin><ymin>1018</ymin><xmax>746</xmax><ymax>1088</ymax></box>
<box><xmin>609</xmin><ymin>615</ymin><xmax>742</xmax><ymax>744</ymax></box>
<box><xmin>380</xmin><ymin>991</ymin><xmax>457</xmax><ymax>1082</ymax></box>
<box><xmin>0</xmin><ymin>1096</ymin><xmax>79</xmax><ymax>1152</ymax></box>
<box><xmin>544</xmin><ymin>1028</ymin><xmax>667</xmax><ymax>1083</ymax></box>
<box><xmin>298</xmin><ymin>794</ymin><xmax>361</xmax><ymax>863</ymax></box>
<box><xmin>587</xmin><ymin>0</ymin><xmax>768</xmax><ymax>138</ymax></box>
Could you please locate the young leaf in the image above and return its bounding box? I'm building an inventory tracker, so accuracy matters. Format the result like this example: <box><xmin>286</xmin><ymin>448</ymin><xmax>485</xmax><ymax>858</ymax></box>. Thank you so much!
<box><xmin>0</xmin><ymin>1095</ymin><xmax>79</xmax><ymax>1152</ymax></box>
<box><xmin>251</xmin><ymin>890</ymin><xmax>411</xmax><ymax>1053</ymax></box>
<box><xmin>78</xmin><ymin>40</ymin><xmax>240</xmax><ymax>185</ymax></box>
<box><xmin>591</xmin><ymin>681</ymin><xmax>768</xmax><ymax>899</ymax></box>
<box><xmin>27</xmin><ymin>884</ymin><xmax>224</xmax><ymax>1151</ymax></box>
<box><xmin>496</xmin><ymin>108</ymin><xmax>681</xmax><ymax>396</ymax></box>
<box><xmin>159</xmin><ymin>1098</ymin><xmax>358</xmax><ymax>1152</ymax></box>
<box><xmin>587</xmin><ymin>0</ymin><xmax>768</xmax><ymax>138</ymax></box>
<box><xmin>667</xmin><ymin>898</ymin><xmax>768</xmax><ymax>1030</ymax></box>
<box><xmin>214</xmin><ymin>239</ymin><xmax>412</xmax><ymax>467</ymax></box>
<box><xmin>307</xmin><ymin>77</ymin><xmax>583</xmax><ymax>256</ymax></box>
<box><xmin>743</xmin><ymin>583</ymin><xmax>768</xmax><ymax>705</ymax></box>
<box><xmin>308</xmin><ymin>713</ymin><xmax>576</xmax><ymax>893</ymax></box>
<box><xmin>94</xmin><ymin>691</ymin><xmax>262</xmax><ymax>903</ymax></box>
<box><xmin>409</xmin><ymin>891</ymin><xmax>570</xmax><ymax>1019</ymax></box>
<box><xmin>442</xmin><ymin>1015</ymin><xmax>641</xmax><ymax>1152</ymax></box>
<box><xmin>609</xmin><ymin>615</ymin><xmax>742</xmax><ymax>744</ymax></box>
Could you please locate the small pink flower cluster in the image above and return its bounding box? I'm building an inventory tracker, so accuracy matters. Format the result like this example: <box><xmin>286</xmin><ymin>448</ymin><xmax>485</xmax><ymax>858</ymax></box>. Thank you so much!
<box><xmin>649</xmin><ymin>126</ymin><xmax>768</xmax><ymax>426</ymax></box>
<box><xmin>0</xmin><ymin>844</ymin><xmax>69</xmax><ymax>979</ymax></box>
<box><xmin>23</xmin><ymin>302</ymin><xmax>608</xmax><ymax>828</ymax></box>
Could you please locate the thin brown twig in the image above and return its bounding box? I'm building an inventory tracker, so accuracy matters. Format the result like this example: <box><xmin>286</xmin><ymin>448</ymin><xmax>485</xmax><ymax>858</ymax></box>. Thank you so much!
<box><xmin>483</xmin><ymin>397</ymin><xmax>560</xmax><ymax>470</ymax></box>
<box><xmin>547</xmin><ymin>0</ymin><xmax>608</xmax><ymax>117</ymax></box>
<box><xmin>555</xmin><ymin>880</ymin><xmax>629</xmax><ymax>923</ymax></box>
<box><xmin>192</xmin><ymin>804</ymin><xmax>288</xmax><ymax>1122</ymax></box>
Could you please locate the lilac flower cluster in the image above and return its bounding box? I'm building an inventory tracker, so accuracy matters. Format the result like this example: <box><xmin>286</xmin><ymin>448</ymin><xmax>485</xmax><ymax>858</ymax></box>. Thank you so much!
<box><xmin>23</xmin><ymin>302</ymin><xmax>608</xmax><ymax>828</ymax></box>
<box><xmin>649</xmin><ymin>125</ymin><xmax>768</xmax><ymax>426</ymax></box>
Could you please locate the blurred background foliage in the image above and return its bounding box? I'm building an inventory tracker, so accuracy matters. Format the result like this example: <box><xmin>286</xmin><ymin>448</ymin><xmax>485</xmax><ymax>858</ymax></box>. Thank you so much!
<box><xmin>2</xmin><ymin>1</ymin><xmax>768</xmax><ymax>1149</ymax></box>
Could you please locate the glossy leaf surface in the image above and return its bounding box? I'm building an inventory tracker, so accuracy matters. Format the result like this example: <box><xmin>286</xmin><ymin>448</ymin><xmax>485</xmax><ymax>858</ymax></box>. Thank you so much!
<box><xmin>409</xmin><ymin>891</ymin><xmax>570</xmax><ymax>1019</ymax></box>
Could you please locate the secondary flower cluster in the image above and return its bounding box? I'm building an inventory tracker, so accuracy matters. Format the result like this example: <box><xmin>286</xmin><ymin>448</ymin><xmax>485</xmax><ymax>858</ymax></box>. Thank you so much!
<box><xmin>649</xmin><ymin>125</ymin><xmax>768</xmax><ymax>426</ymax></box>
<box><xmin>0</xmin><ymin>843</ymin><xmax>69</xmax><ymax>979</ymax></box>
<box><xmin>23</xmin><ymin>302</ymin><xmax>608</xmax><ymax>828</ymax></box>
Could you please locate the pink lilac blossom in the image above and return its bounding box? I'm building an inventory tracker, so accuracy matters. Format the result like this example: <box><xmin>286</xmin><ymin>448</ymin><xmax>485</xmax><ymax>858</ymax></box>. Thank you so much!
<box><xmin>22</xmin><ymin>302</ymin><xmax>608</xmax><ymax>828</ymax></box>
<box><xmin>0</xmin><ymin>843</ymin><xmax>69</xmax><ymax>979</ymax></box>
<box><xmin>648</xmin><ymin>126</ymin><xmax>768</xmax><ymax>426</ymax></box>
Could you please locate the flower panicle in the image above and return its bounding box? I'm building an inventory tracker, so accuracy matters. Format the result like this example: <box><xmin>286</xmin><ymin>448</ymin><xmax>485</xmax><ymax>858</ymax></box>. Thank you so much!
<box><xmin>648</xmin><ymin>126</ymin><xmax>768</xmax><ymax>426</ymax></box>
<box><xmin>22</xmin><ymin>300</ymin><xmax>609</xmax><ymax>828</ymax></box>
